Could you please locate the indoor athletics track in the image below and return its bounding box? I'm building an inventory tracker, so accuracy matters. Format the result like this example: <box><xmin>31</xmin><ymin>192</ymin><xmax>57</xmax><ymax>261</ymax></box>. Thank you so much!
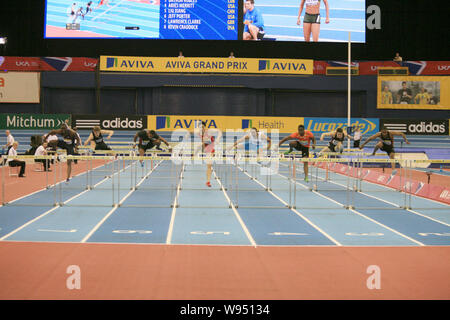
<box><xmin>0</xmin><ymin>150</ymin><xmax>449</xmax><ymax>299</ymax></box>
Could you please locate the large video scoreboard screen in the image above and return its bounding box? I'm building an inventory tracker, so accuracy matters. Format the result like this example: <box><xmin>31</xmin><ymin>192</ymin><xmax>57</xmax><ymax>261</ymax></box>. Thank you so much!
<box><xmin>44</xmin><ymin>0</ymin><xmax>238</xmax><ymax>40</ymax></box>
<box><xmin>44</xmin><ymin>0</ymin><xmax>365</xmax><ymax>42</ymax></box>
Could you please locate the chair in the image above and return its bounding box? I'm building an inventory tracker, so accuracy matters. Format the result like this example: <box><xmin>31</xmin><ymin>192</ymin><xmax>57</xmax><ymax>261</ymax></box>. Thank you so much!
<box><xmin>34</xmin><ymin>161</ymin><xmax>45</xmax><ymax>172</ymax></box>
<box><xmin>8</xmin><ymin>164</ymin><xmax>19</xmax><ymax>176</ymax></box>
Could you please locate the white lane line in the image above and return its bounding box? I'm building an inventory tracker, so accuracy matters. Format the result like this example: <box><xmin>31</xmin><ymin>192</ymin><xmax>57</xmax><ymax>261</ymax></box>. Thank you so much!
<box><xmin>165</xmin><ymin>163</ymin><xmax>185</xmax><ymax>245</ymax></box>
<box><xmin>289</xmin><ymin>166</ymin><xmax>426</xmax><ymax>246</ymax></box>
<box><xmin>407</xmin><ymin>209</ymin><xmax>450</xmax><ymax>226</ymax></box>
<box><xmin>320</xmin><ymin>164</ymin><xmax>450</xmax><ymax>208</ymax></box>
<box><xmin>80</xmin><ymin>206</ymin><xmax>118</xmax><ymax>243</ymax></box>
<box><xmin>238</xmin><ymin>164</ymin><xmax>342</xmax><ymax>246</ymax></box>
<box><xmin>37</xmin><ymin>229</ymin><xmax>77</xmax><ymax>233</ymax></box>
<box><xmin>81</xmin><ymin>160</ymin><xmax>162</xmax><ymax>243</ymax></box>
<box><xmin>311</xmin><ymin>165</ymin><xmax>450</xmax><ymax>227</ymax></box>
<box><xmin>0</xmin><ymin>159</ymin><xmax>131</xmax><ymax>242</ymax></box>
<box><xmin>213</xmin><ymin>167</ymin><xmax>257</xmax><ymax>247</ymax></box>
<box><xmin>0</xmin><ymin>206</ymin><xmax>60</xmax><ymax>241</ymax></box>
<box><xmin>1</xmin><ymin>159</ymin><xmax>110</xmax><ymax>206</ymax></box>
<box><xmin>347</xmin><ymin>207</ymin><xmax>425</xmax><ymax>246</ymax></box>
<box><xmin>352</xmin><ymin>190</ymin><xmax>450</xmax><ymax>227</ymax></box>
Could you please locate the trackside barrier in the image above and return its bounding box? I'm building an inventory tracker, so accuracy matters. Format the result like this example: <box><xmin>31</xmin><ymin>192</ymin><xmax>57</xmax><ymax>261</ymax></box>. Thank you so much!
<box><xmin>1</xmin><ymin>154</ymin><xmax>449</xmax><ymax>209</ymax></box>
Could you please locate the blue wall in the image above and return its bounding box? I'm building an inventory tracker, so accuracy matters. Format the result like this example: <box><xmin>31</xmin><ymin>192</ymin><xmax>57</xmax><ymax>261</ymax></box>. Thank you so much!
<box><xmin>5</xmin><ymin>72</ymin><xmax>449</xmax><ymax>119</ymax></box>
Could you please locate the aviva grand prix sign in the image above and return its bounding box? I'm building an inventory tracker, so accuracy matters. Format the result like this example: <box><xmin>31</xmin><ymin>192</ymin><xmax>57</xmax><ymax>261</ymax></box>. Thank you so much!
<box><xmin>100</xmin><ymin>56</ymin><xmax>313</xmax><ymax>75</ymax></box>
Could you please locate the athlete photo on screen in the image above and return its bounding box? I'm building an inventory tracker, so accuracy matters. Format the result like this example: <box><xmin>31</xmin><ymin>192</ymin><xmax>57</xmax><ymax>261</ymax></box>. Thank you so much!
<box><xmin>297</xmin><ymin>0</ymin><xmax>329</xmax><ymax>42</ymax></box>
<box><xmin>83</xmin><ymin>1</ymin><xmax>94</xmax><ymax>18</ymax></box>
<box><xmin>396</xmin><ymin>81</ymin><xmax>413</xmax><ymax>104</ymax></box>
<box><xmin>380</xmin><ymin>80</ymin><xmax>441</xmax><ymax>106</ymax></box>
<box><xmin>381</xmin><ymin>85</ymin><xmax>393</xmax><ymax>104</ymax></box>
<box><xmin>66</xmin><ymin>2</ymin><xmax>95</xmax><ymax>26</ymax></box>
<box><xmin>243</xmin><ymin>0</ymin><xmax>265</xmax><ymax>40</ymax></box>
<box><xmin>66</xmin><ymin>3</ymin><xmax>79</xmax><ymax>24</ymax></box>
<box><xmin>414</xmin><ymin>87</ymin><xmax>430</xmax><ymax>105</ymax></box>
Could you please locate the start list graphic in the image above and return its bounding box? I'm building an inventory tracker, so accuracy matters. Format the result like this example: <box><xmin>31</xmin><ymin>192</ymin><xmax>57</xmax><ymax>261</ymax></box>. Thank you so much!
<box><xmin>44</xmin><ymin>0</ymin><xmax>237</xmax><ymax>40</ymax></box>
<box><xmin>160</xmin><ymin>0</ymin><xmax>237</xmax><ymax>40</ymax></box>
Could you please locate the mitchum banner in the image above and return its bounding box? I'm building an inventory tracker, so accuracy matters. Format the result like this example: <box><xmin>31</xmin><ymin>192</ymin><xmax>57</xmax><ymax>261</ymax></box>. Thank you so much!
<box><xmin>0</xmin><ymin>114</ymin><xmax>71</xmax><ymax>130</ymax></box>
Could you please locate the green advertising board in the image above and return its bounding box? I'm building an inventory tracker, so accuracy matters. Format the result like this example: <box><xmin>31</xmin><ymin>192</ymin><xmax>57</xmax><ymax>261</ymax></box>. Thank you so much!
<box><xmin>0</xmin><ymin>114</ymin><xmax>71</xmax><ymax>130</ymax></box>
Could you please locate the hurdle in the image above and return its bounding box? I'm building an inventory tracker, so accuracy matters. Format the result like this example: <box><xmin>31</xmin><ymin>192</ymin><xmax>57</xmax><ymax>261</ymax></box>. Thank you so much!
<box><xmin>1</xmin><ymin>154</ymin><xmax>449</xmax><ymax>211</ymax></box>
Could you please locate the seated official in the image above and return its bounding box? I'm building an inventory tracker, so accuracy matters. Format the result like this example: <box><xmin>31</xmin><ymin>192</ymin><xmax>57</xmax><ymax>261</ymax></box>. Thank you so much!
<box><xmin>7</xmin><ymin>141</ymin><xmax>26</xmax><ymax>177</ymax></box>
<box><xmin>34</xmin><ymin>142</ymin><xmax>51</xmax><ymax>172</ymax></box>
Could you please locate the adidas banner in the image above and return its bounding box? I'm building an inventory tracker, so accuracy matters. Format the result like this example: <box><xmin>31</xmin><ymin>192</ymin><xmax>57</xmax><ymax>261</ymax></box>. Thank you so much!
<box><xmin>72</xmin><ymin>114</ymin><xmax>147</xmax><ymax>131</ymax></box>
<box><xmin>380</xmin><ymin>119</ymin><xmax>449</xmax><ymax>136</ymax></box>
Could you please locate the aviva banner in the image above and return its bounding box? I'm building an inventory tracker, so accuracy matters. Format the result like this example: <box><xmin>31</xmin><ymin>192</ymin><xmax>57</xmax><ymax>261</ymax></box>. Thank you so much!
<box><xmin>100</xmin><ymin>56</ymin><xmax>314</xmax><ymax>75</ymax></box>
<box><xmin>378</xmin><ymin>76</ymin><xmax>450</xmax><ymax>110</ymax></box>
<box><xmin>148</xmin><ymin>115</ymin><xmax>304</xmax><ymax>133</ymax></box>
